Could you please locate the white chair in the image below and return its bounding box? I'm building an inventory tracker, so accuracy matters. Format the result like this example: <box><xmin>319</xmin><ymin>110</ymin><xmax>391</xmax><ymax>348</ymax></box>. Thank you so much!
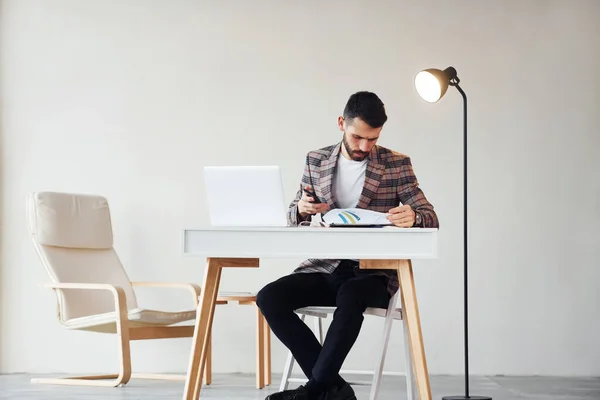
<box><xmin>279</xmin><ymin>291</ymin><xmax>416</xmax><ymax>400</ymax></box>
<box><xmin>26</xmin><ymin>191</ymin><xmax>272</xmax><ymax>388</ymax></box>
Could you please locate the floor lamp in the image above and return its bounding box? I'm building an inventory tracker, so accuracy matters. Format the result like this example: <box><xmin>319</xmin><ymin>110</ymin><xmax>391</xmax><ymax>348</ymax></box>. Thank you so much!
<box><xmin>414</xmin><ymin>66</ymin><xmax>491</xmax><ymax>400</ymax></box>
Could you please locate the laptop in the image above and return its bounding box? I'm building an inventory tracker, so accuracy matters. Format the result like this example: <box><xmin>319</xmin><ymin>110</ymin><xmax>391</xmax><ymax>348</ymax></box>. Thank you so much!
<box><xmin>203</xmin><ymin>166</ymin><xmax>288</xmax><ymax>227</ymax></box>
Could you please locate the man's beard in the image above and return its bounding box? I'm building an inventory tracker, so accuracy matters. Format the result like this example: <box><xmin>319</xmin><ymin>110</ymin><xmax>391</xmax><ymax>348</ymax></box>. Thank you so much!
<box><xmin>342</xmin><ymin>134</ymin><xmax>369</xmax><ymax>161</ymax></box>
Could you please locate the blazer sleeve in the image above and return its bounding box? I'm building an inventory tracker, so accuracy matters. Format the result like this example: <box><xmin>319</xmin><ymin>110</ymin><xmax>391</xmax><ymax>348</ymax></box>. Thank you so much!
<box><xmin>287</xmin><ymin>156</ymin><xmax>313</xmax><ymax>226</ymax></box>
<box><xmin>396</xmin><ymin>157</ymin><xmax>440</xmax><ymax>228</ymax></box>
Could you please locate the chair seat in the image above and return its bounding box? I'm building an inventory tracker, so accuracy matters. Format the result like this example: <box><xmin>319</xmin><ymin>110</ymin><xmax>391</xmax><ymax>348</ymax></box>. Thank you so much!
<box><xmin>63</xmin><ymin>308</ymin><xmax>197</xmax><ymax>332</ymax></box>
<box><xmin>217</xmin><ymin>291</ymin><xmax>257</xmax><ymax>302</ymax></box>
<box><xmin>295</xmin><ymin>306</ymin><xmax>403</xmax><ymax>320</ymax></box>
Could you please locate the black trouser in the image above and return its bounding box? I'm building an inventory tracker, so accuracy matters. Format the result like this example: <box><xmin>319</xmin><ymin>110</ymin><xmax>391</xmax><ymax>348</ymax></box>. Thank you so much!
<box><xmin>256</xmin><ymin>260</ymin><xmax>391</xmax><ymax>390</ymax></box>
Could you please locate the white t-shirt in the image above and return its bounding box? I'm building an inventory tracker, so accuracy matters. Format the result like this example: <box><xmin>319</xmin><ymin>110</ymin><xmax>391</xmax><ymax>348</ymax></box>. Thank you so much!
<box><xmin>332</xmin><ymin>154</ymin><xmax>367</xmax><ymax>208</ymax></box>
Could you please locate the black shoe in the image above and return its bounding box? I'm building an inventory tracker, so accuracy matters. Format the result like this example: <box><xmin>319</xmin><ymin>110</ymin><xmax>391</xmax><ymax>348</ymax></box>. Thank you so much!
<box><xmin>323</xmin><ymin>383</ymin><xmax>356</xmax><ymax>400</ymax></box>
<box><xmin>265</xmin><ymin>385</ymin><xmax>313</xmax><ymax>400</ymax></box>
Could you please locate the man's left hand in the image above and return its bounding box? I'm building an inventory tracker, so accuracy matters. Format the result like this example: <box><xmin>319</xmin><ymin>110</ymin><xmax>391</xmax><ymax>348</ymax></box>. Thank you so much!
<box><xmin>387</xmin><ymin>205</ymin><xmax>415</xmax><ymax>228</ymax></box>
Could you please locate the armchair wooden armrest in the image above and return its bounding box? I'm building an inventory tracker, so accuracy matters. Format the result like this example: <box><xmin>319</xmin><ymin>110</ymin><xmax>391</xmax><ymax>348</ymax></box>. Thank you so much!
<box><xmin>130</xmin><ymin>282</ymin><xmax>201</xmax><ymax>307</ymax></box>
<box><xmin>41</xmin><ymin>282</ymin><xmax>126</xmax><ymax>296</ymax></box>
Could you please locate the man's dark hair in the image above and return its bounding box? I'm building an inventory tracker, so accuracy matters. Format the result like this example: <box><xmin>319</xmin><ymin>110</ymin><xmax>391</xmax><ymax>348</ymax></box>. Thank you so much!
<box><xmin>343</xmin><ymin>91</ymin><xmax>388</xmax><ymax>128</ymax></box>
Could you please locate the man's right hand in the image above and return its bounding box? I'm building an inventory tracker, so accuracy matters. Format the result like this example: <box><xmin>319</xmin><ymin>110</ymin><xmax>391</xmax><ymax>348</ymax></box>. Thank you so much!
<box><xmin>298</xmin><ymin>186</ymin><xmax>330</xmax><ymax>218</ymax></box>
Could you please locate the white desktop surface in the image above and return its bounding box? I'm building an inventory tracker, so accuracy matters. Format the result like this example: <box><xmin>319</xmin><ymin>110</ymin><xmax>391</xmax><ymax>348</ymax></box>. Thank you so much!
<box><xmin>182</xmin><ymin>226</ymin><xmax>438</xmax><ymax>259</ymax></box>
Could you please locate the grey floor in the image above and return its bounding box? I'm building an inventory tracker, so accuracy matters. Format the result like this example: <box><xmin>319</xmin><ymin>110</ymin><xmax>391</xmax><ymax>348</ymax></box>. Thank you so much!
<box><xmin>1</xmin><ymin>373</ymin><xmax>599</xmax><ymax>400</ymax></box>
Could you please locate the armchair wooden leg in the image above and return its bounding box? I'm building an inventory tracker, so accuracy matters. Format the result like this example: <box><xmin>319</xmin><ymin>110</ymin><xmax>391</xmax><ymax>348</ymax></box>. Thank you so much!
<box><xmin>31</xmin><ymin>373</ymin><xmax>127</xmax><ymax>387</ymax></box>
<box><xmin>31</xmin><ymin>292</ymin><xmax>132</xmax><ymax>387</ymax></box>
<box><xmin>256</xmin><ymin>305</ymin><xmax>266</xmax><ymax>389</ymax></box>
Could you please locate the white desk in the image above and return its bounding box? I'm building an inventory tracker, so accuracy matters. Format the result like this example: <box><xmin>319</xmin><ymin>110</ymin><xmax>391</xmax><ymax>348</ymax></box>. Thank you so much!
<box><xmin>181</xmin><ymin>226</ymin><xmax>439</xmax><ymax>400</ymax></box>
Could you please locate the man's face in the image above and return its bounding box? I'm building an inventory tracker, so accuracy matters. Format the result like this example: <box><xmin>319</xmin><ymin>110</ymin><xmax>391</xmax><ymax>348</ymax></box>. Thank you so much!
<box><xmin>338</xmin><ymin>117</ymin><xmax>381</xmax><ymax>161</ymax></box>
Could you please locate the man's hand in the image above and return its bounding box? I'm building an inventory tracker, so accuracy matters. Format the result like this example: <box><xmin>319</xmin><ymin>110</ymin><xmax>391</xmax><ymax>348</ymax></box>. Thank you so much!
<box><xmin>298</xmin><ymin>185</ymin><xmax>330</xmax><ymax>218</ymax></box>
<box><xmin>387</xmin><ymin>205</ymin><xmax>415</xmax><ymax>228</ymax></box>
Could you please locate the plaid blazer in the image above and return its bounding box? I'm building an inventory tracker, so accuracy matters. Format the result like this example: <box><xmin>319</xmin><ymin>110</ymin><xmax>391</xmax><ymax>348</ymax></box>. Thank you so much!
<box><xmin>287</xmin><ymin>142</ymin><xmax>439</xmax><ymax>295</ymax></box>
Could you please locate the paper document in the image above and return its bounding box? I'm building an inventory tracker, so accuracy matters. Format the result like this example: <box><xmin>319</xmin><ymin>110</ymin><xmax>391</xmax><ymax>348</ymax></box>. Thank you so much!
<box><xmin>322</xmin><ymin>208</ymin><xmax>392</xmax><ymax>226</ymax></box>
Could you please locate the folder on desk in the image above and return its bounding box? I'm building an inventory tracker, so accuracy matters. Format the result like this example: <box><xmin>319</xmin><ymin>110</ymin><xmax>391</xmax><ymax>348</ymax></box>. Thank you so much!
<box><xmin>322</xmin><ymin>208</ymin><xmax>392</xmax><ymax>227</ymax></box>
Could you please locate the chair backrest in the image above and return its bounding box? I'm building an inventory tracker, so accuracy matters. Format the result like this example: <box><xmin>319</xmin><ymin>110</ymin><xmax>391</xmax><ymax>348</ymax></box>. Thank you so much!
<box><xmin>26</xmin><ymin>191</ymin><xmax>138</xmax><ymax>322</ymax></box>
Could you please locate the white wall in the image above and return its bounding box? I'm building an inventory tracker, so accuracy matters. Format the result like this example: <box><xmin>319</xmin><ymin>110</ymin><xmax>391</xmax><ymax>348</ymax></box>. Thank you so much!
<box><xmin>1</xmin><ymin>0</ymin><xmax>599</xmax><ymax>377</ymax></box>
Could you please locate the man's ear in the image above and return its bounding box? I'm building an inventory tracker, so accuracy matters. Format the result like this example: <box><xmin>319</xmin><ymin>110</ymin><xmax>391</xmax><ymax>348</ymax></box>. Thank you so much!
<box><xmin>337</xmin><ymin>116</ymin><xmax>345</xmax><ymax>131</ymax></box>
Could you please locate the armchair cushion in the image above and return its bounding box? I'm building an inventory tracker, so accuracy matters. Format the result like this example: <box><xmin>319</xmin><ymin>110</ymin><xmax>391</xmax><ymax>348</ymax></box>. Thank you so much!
<box><xmin>27</xmin><ymin>192</ymin><xmax>113</xmax><ymax>249</ymax></box>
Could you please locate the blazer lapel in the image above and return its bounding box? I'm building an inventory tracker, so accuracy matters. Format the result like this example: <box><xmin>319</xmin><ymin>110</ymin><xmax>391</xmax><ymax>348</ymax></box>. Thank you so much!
<box><xmin>356</xmin><ymin>146</ymin><xmax>385</xmax><ymax>209</ymax></box>
<box><xmin>318</xmin><ymin>142</ymin><xmax>341</xmax><ymax>210</ymax></box>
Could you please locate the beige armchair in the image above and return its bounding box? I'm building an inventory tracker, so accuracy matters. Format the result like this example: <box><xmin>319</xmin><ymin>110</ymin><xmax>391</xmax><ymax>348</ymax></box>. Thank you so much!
<box><xmin>26</xmin><ymin>191</ymin><xmax>270</xmax><ymax>389</ymax></box>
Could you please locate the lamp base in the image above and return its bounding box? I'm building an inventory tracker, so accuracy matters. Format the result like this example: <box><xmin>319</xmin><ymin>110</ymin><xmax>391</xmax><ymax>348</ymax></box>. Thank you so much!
<box><xmin>442</xmin><ymin>396</ymin><xmax>492</xmax><ymax>400</ymax></box>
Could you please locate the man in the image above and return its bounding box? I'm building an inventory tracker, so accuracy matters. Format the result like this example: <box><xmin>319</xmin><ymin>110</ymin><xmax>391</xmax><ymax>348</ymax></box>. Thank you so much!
<box><xmin>256</xmin><ymin>91</ymin><xmax>439</xmax><ymax>400</ymax></box>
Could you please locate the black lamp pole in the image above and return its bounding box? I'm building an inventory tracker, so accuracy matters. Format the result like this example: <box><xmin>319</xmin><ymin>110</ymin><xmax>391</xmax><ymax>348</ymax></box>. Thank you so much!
<box><xmin>415</xmin><ymin>67</ymin><xmax>491</xmax><ymax>400</ymax></box>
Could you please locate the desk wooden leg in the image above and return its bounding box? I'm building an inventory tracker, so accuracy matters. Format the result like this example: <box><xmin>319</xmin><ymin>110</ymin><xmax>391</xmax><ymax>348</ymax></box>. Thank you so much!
<box><xmin>397</xmin><ymin>259</ymin><xmax>432</xmax><ymax>400</ymax></box>
<box><xmin>204</xmin><ymin>333</ymin><xmax>212</xmax><ymax>385</ymax></box>
<box><xmin>256</xmin><ymin>306</ymin><xmax>265</xmax><ymax>389</ymax></box>
<box><xmin>183</xmin><ymin>258</ymin><xmax>222</xmax><ymax>400</ymax></box>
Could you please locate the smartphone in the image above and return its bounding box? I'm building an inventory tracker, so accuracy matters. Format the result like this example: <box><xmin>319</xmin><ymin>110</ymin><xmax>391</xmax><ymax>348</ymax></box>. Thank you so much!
<box><xmin>303</xmin><ymin>188</ymin><xmax>322</xmax><ymax>203</ymax></box>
